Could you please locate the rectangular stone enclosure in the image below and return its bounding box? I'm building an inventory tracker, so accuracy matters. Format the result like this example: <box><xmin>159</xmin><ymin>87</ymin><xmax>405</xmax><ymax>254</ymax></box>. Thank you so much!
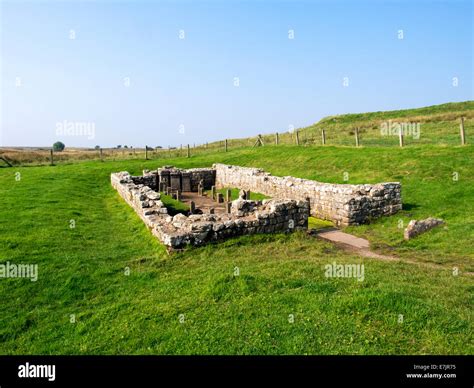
<box><xmin>111</xmin><ymin>164</ymin><xmax>401</xmax><ymax>249</ymax></box>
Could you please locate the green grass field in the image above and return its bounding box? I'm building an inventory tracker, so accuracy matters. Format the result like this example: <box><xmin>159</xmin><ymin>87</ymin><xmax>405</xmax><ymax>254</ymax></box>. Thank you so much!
<box><xmin>0</xmin><ymin>143</ymin><xmax>472</xmax><ymax>355</ymax></box>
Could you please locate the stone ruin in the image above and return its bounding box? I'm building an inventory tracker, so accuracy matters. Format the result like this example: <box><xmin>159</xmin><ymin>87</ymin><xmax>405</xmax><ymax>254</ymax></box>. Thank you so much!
<box><xmin>111</xmin><ymin>164</ymin><xmax>401</xmax><ymax>250</ymax></box>
<box><xmin>214</xmin><ymin>164</ymin><xmax>401</xmax><ymax>226</ymax></box>
<box><xmin>404</xmin><ymin>218</ymin><xmax>444</xmax><ymax>240</ymax></box>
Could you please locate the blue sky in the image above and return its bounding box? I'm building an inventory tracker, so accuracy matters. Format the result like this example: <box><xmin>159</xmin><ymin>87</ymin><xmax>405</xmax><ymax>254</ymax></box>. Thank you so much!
<box><xmin>1</xmin><ymin>0</ymin><xmax>472</xmax><ymax>148</ymax></box>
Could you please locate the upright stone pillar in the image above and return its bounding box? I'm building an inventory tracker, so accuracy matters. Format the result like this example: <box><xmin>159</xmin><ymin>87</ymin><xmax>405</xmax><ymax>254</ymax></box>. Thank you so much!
<box><xmin>181</xmin><ymin>173</ymin><xmax>191</xmax><ymax>192</ymax></box>
<box><xmin>170</xmin><ymin>172</ymin><xmax>181</xmax><ymax>191</ymax></box>
<box><xmin>158</xmin><ymin>170</ymin><xmax>170</xmax><ymax>190</ymax></box>
<box><xmin>211</xmin><ymin>186</ymin><xmax>216</xmax><ymax>201</ymax></box>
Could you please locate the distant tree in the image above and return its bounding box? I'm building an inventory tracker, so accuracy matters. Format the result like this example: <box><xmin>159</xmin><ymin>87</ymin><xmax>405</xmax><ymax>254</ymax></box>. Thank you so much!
<box><xmin>155</xmin><ymin>146</ymin><xmax>163</xmax><ymax>149</ymax></box>
<box><xmin>117</xmin><ymin>145</ymin><xmax>122</xmax><ymax>149</ymax></box>
<box><xmin>53</xmin><ymin>141</ymin><xmax>65</xmax><ymax>152</ymax></box>
<box><xmin>94</xmin><ymin>145</ymin><xmax>100</xmax><ymax>150</ymax></box>
<box><xmin>124</xmin><ymin>145</ymin><xmax>128</xmax><ymax>149</ymax></box>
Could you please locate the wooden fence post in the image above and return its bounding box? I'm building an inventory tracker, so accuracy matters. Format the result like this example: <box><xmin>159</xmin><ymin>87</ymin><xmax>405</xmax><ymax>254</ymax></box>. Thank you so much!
<box><xmin>50</xmin><ymin>149</ymin><xmax>54</xmax><ymax>165</ymax></box>
<box><xmin>145</xmin><ymin>145</ymin><xmax>148</xmax><ymax>160</ymax></box>
<box><xmin>0</xmin><ymin>156</ymin><xmax>12</xmax><ymax>167</ymax></box>
<box><xmin>295</xmin><ymin>130</ymin><xmax>300</xmax><ymax>145</ymax></box>
<box><xmin>321</xmin><ymin>129</ymin><xmax>326</xmax><ymax>145</ymax></box>
<box><xmin>187</xmin><ymin>144</ymin><xmax>190</xmax><ymax>158</ymax></box>
<box><xmin>225</xmin><ymin>139</ymin><xmax>228</xmax><ymax>152</ymax></box>
<box><xmin>399</xmin><ymin>128</ymin><xmax>404</xmax><ymax>147</ymax></box>
<box><xmin>100</xmin><ymin>148</ymin><xmax>103</xmax><ymax>161</ymax></box>
<box><xmin>460</xmin><ymin>117</ymin><xmax>466</xmax><ymax>145</ymax></box>
<box><xmin>355</xmin><ymin>128</ymin><xmax>360</xmax><ymax>147</ymax></box>
<box><xmin>253</xmin><ymin>135</ymin><xmax>264</xmax><ymax>147</ymax></box>
<box><xmin>275</xmin><ymin>132</ymin><xmax>279</xmax><ymax>145</ymax></box>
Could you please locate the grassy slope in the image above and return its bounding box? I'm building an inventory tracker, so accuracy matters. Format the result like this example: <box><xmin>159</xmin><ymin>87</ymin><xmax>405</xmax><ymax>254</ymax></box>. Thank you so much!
<box><xmin>2</xmin><ymin>101</ymin><xmax>473</xmax><ymax>167</ymax></box>
<box><xmin>0</xmin><ymin>145</ymin><xmax>472</xmax><ymax>355</ymax></box>
<box><xmin>209</xmin><ymin>101</ymin><xmax>474</xmax><ymax>148</ymax></box>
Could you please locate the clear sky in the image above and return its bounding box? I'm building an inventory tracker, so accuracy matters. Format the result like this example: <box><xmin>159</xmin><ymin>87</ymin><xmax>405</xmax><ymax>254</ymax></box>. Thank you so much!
<box><xmin>1</xmin><ymin>0</ymin><xmax>472</xmax><ymax>148</ymax></box>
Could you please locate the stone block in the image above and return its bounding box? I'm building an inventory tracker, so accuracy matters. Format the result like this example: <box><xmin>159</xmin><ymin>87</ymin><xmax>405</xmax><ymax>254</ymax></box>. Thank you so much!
<box><xmin>404</xmin><ymin>218</ymin><xmax>444</xmax><ymax>240</ymax></box>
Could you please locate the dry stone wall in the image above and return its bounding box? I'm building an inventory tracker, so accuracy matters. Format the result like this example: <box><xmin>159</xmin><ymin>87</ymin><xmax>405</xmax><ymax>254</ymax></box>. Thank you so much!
<box><xmin>214</xmin><ymin>164</ymin><xmax>401</xmax><ymax>226</ymax></box>
<box><xmin>111</xmin><ymin>171</ymin><xmax>309</xmax><ymax>250</ymax></box>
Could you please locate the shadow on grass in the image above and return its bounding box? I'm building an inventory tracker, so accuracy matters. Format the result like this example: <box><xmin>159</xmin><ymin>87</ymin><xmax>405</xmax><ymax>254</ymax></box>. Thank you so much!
<box><xmin>402</xmin><ymin>203</ymin><xmax>420</xmax><ymax>211</ymax></box>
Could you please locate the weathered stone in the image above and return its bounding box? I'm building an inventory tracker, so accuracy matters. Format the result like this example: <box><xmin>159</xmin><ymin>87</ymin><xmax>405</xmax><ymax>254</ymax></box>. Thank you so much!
<box><xmin>404</xmin><ymin>218</ymin><xmax>444</xmax><ymax>240</ymax></box>
<box><xmin>211</xmin><ymin>186</ymin><xmax>216</xmax><ymax>201</ymax></box>
<box><xmin>214</xmin><ymin>164</ymin><xmax>401</xmax><ymax>226</ymax></box>
<box><xmin>231</xmin><ymin>199</ymin><xmax>259</xmax><ymax>216</ymax></box>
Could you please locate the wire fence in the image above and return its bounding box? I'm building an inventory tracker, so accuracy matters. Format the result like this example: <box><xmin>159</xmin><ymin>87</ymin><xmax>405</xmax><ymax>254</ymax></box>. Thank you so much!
<box><xmin>1</xmin><ymin>117</ymin><xmax>471</xmax><ymax>167</ymax></box>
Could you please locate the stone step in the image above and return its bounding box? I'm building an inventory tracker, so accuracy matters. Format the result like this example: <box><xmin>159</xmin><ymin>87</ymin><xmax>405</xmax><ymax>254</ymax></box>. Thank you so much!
<box><xmin>316</xmin><ymin>229</ymin><xmax>370</xmax><ymax>249</ymax></box>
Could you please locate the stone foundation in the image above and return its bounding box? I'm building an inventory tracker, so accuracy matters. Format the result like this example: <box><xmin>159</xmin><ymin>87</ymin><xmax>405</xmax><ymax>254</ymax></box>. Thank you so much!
<box><xmin>214</xmin><ymin>164</ymin><xmax>401</xmax><ymax>226</ymax></box>
<box><xmin>111</xmin><ymin>171</ymin><xmax>309</xmax><ymax>250</ymax></box>
<box><xmin>112</xmin><ymin>164</ymin><xmax>402</xmax><ymax>249</ymax></box>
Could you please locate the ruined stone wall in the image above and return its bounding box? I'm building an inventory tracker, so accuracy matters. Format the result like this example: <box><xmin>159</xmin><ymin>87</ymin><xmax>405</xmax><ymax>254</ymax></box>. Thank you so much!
<box><xmin>186</xmin><ymin>168</ymin><xmax>215</xmax><ymax>191</ymax></box>
<box><xmin>156</xmin><ymin>167</ymin><xmax>215</xmax><ymax>192</ymax></box>
<box><xmin>111</xmin><ymin>172</ymin><xmax>168</xmax><ymax>228</ymax></box>
<box><xmin>214</xmin><ymin>164</ymin><xmax>401</xmax><ymax>226</ymax></box>
<box><xmin>111</xmin><ymin>171</ymin><xmax>309</xmax><ymax>250</ymax></box>
<box><xmin>133</xmin><ymin>170</ymin><xmax>158</xmax><ymax>190</ymax></box>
